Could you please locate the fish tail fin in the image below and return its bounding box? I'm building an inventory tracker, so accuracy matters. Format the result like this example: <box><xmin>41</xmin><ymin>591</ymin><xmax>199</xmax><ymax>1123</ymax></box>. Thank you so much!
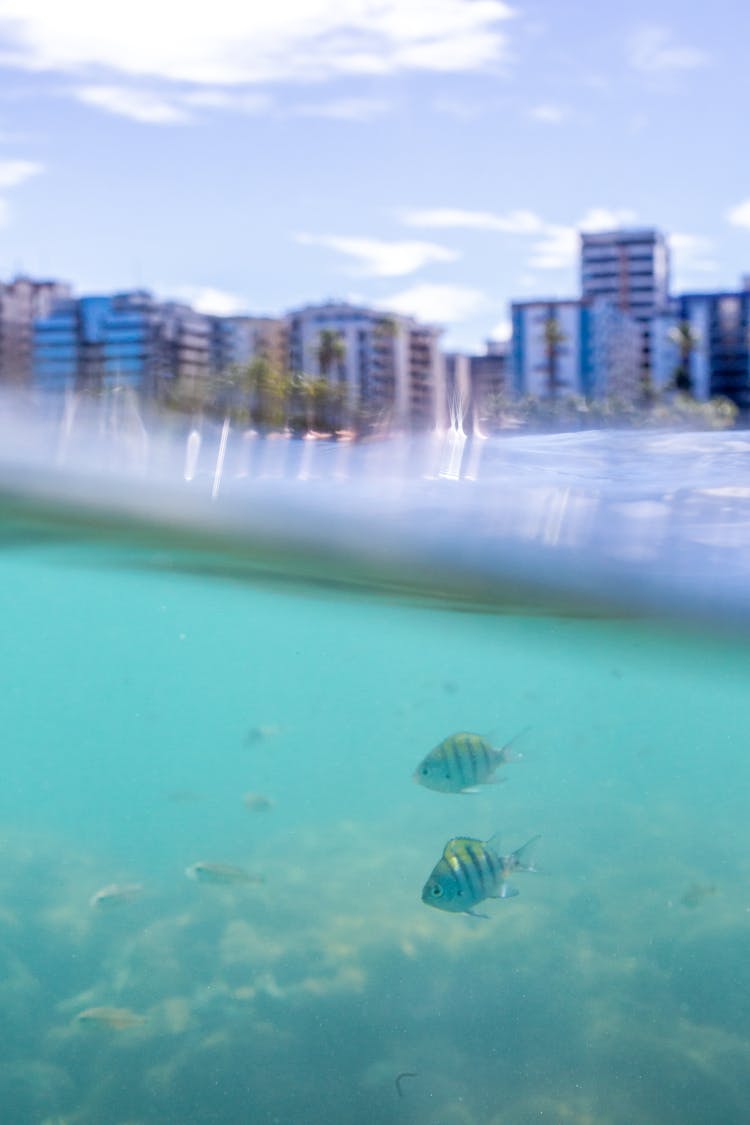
<box><xmin>508</xmin><ymin>834</ymin><xmax>542</xmax><ymax>873</ymax></box>
<box><xmin>496</xmin><ymin>726</ymin><xmax>531</xmax><ymax>765</ymax></box>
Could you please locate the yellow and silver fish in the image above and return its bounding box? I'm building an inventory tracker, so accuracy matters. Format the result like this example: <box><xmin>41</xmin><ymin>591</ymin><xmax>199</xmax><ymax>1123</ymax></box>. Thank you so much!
<box><xmin>421</xmin><ymin>833</ymin><xmax>540</xmax><ymax>918</ymax></box>
<box><xmin>185</xmin><ymin>861</ymin><xmax>263</xmax><ymax>886</ymax></box>
<box><xmin>413</xmin><ymin>731</ymin><xmax>524</xmax><ymax>794</ymax></box>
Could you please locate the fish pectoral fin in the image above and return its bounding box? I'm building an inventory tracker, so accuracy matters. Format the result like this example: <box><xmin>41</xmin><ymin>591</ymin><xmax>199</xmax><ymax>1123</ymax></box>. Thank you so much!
<box><xmin>465</xmin><ymin>908</ymin><xmax>490</xmax><ymax>919</ymax></box>
<box><xmin>459</xmin><ymin>786</ymin><xmax>481</xmax><ymax>794</ymax></box>
<box><xmin>490</xmin><ymin>883</ymin><xmax>519</xmax><ymax>900</ymax></box>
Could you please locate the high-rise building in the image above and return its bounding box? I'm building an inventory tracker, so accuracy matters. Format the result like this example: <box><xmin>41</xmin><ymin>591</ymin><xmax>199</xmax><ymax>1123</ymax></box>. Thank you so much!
<box><xmin>210</xmin><ymin>316</ymin><xmax>288</xmax><ymax>375</ymax></box>
<box><xmin>580</xmin><ymin>228</ymin><xmax>670</xmax><ymax>320</ymax></box>
<box><xmin>581</xmin><ymin>228</ymin><xmax>670</xmax><ymax>377</ymax></box>
<box><xmin>651</xmin><ymin>287</ymin><xmax>750</xmax><ymax>408</ymax></box>
<box><xmin>0</xmin><ymin>276</ymin><xmax>72</xmax><ymax>386</ymax></box>
<box><xmin>33</xmin><ymin>291</ymin><xmax>216</xmax><ymax>396</ymax></box>
<box><xmin>287</xmin><ymin>301</ymin><xmax>444</xmax><ymax>428</ymax></box>
<box><xmin>510</xmin><ymin>298</ymin><xmax>641</xmax><ymax>399</ymax></box>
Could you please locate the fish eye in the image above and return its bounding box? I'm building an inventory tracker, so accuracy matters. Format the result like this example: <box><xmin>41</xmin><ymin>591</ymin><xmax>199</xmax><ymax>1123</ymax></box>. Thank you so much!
<box><xmin>421</xmin><ymin>767</ymin><xmax>429</xmax><ymax>775</ymax></box>
<box><xmin>431</xmin><ymin>885</ymin><xmax>443</xmax><ymax>897</ymax></box>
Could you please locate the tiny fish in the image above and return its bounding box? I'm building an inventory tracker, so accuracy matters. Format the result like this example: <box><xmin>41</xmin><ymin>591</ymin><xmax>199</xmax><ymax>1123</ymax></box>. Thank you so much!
<box><xmin>422</xmin><ymin>833</ymin><xmax>540</xmax><ymax>918</ymax></box>
<box><xmin>680</xmin><ymin>882</ymin><xmax>717</xmax><ymax>909</ymax></box>
<box><xmin>242</xmin><ymin>792</ymin><xmax>274</xmax><ymax>813</ymax></box>
<box><xmin>185</xmin><ymin>861</ymin><xmax>264</xmax><ymax>886</ymax></box>
<box><xmin>245</xmin><ymin>723</ymin><xmax>283</xmax><ymax>747</ymax></box>
<box><xmin>89</xmin><ymin>883</ymin><xmax>144</xmax><ymax>909</ymax></box>
<box><xmin>76</xmin><ymin>1006</ymin><xmax>147</xmax><ymax>1030</ymax></box>
<box><xmin>413</xmin><ymin>731</ymin><xmax>525</xmax><ymax>794</ymax></box>
<box><xmin>166</xmin><ymin>789</ymin><xmax>205</xmax><ymax>804</ymax></box>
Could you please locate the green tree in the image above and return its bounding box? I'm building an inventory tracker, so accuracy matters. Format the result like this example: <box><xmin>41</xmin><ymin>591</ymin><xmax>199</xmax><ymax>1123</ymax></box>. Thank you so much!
<box><xmin>238</xmin><ymin>356</ymin><xmax>289</xmax><ymax>431</ymax></box>
<box><xmin>314</xmin><ymin>328</ymin><xmax>347</xmax><ymax>378</ymax></box>
<box><xmin>541</xmin><ymin>316</ymin><xmax>567</xmax><ymax>399</ymax></box>
<box><xmin>667</xmin><ymin>321</ymin><xmax>700</xmax><ymax>395</ymax></box>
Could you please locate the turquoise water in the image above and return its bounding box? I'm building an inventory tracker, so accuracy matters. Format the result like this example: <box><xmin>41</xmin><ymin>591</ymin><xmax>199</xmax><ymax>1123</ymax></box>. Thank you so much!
<box><xmin>2</xmin><ymin>423</ymin><xmax>750</xmax><ymax>1123</ymax></box>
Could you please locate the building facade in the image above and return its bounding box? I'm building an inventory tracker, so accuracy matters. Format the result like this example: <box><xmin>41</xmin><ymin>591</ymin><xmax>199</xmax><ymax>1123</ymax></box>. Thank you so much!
<box><xmin>510</xmin><ymin>298</ymin><xmax>641</xmax><ymax>399</ymax></box>
<box><xmin>651</xmin><ymin>286</ymin><xmax>750</xmax><ymax>408</ymax></box>
<box><xmin>33</xmin><ymin>291</ymin><xmax>221</xmax><ymax>396</ymax></box>
<box><xmin>286</xmin><ymin>301</ymin><xmax>444</xmax><ymax>428</ymax></box>
<box><xmin>0</xmin><ymin>276</ymin><xmax>72</xmax><ymax>386</ymax></box>
<box><xmin>581</xmin><ymin>228</ymin><xmax>670</xmax><ymax>378</ymax></box>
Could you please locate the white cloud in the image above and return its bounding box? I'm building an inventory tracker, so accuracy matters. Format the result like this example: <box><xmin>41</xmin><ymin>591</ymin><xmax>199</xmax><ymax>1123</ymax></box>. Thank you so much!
<box><xmin>490</xmin><ymin>317</ymin><xmax>512</xmax><ymax>342</ymax></box>
<box><xmin>292</xmin><ymin>97</ymin><xmax>390</xmax><ymax>121</ymax></box>
<box><xmin>579</xmin><ymin>207</ymin><xmax>638</xmax><ymax>232</ymax></box>
<box><xmin>527</xmin><ymin>224</ymin><xmax>577</xmax><ymax>270</ymax></box>
<box><xmin>0</xmin><ymin>158</ymin><xmax>44</xmax><ymax>188</ymax></box>
<box><xmin>401</xmin><ymin>207</ymin><xmax>545</xmax><ymax>234</ymax></box>
<box><xmin>295</xmin><ymin>233</ymin><xmax>459</xmax><ymax>277</ymax></box>
<box><xmin>166</xmin><ymin>286</ymin><xmax>249</xmax><ymax>316</ymax></box>
<box><xmin>669</xmin><ymin>232</ymin><xmax>718</xmax><ymax>276</ymax></box>
<box><xmin>402</xmin><ymin>204</ymin><xmax>638</xmax><ymax>272</ymax></box>
<box><xmin>379</xmin><ymin>283</ymin><xmax>489</xmax><ymax>324</ymax></box>
<box><xmin>75</xmin><ymin>86</ymin><xmax>189</xmax><ymax>124</ymax></box>
<box><xmin>182</xmin><ymin>89</ymin><xmax>272</xmax><ymax>114</ymax></box>
<box><xmin>529</xmin><ymin>209</ymin><xmax>638</xmax><ymax>270</ymax></box>
<box><xmin>0</xmin><ymin>1</ymin><xmax>515</xmax><ymax>85</ymax></box>
<box><xmin>727</xmin><ymin>199</ymin><xmax>750</xmax><ymax>230</ymax></box>
<box><xmin>528</xmin><ymin>103</ymin><xmax>567</xmax><ymax>124</ymax></box>
<box><xmin>627</xmin><ymin>26</ymin><xmax>710</xmax><ymax>74</ymax></box>
<box><xmin>75</xmin><ymin>84</ymin><xmax>273</xmax><ymax>124</ymax></box>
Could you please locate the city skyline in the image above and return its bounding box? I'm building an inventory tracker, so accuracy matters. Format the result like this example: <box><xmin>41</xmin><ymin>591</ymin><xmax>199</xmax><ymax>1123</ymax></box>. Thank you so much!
<box><xmin>0</xmin><ymin>2</ymin><xmax>748</xmax><ymax>350</ymax></box>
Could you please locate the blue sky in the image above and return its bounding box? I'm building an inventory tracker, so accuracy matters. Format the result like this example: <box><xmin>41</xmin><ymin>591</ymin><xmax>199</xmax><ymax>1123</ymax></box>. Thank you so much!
<box><xmin>0</xmin><ymin>0</ymin><xmax>749</xmax><ymax>351</ymax></box>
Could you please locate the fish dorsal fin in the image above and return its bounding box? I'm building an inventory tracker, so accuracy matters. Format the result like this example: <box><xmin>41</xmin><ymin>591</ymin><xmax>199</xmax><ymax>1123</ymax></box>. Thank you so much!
<box><xmin>486</xmin><ymin>832</ymin><xmax>503</xmax><ymax>857</ymax></box>
<box><xmin>442</xmin><ymin>836</ymin><xmax>478</xmax><ymax>858</ymax></box>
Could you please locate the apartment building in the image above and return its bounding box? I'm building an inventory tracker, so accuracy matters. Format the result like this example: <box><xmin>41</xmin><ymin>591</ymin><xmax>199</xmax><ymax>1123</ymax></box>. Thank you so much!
<box><xmin>33</xmin><ymin>291</ymin><xmax>217</xmax><ymax>395</ymax></box>
<box><xmin>510</xmin><ymin>298</ymin><xmax>641</xmax><ymax>399</ymax></box>
<box><xmin>286</xmin><ymin>301</ymin><xmax>444</xmax><ymax>428</ymax></box>
<box><xmin>581</xmin><ymin>228</ymin><xmax>670</xmax><ymax>375</ymax></box>
<box><xmin>0</xmin><ymin>276</ymin><xmax>72</xmax><ymax>386</ymax></box>
<box><xmin>651</xmin><ymin>283</ymin><xmax>750</xmax><ymax>407</ymax></box>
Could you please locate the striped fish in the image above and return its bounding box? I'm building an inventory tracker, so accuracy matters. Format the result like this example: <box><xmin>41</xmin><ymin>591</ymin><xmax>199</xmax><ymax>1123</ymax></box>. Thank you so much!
<box><xmin>421</xmin><ymin>833</ymin><xmax>540</xmax><ymax>918</ymax></box>
<box><xmin>413</xmin><ymin>731</ymin><xmax>524</xmax><ymax>794</ymax></box>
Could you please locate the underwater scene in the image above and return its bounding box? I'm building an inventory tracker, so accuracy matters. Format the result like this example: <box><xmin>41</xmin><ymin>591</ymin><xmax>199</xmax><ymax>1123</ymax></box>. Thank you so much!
<box><xmin>2</xmin><ymin>420</ymin><xmax>750</xmax><ymax>1124</ymax></box>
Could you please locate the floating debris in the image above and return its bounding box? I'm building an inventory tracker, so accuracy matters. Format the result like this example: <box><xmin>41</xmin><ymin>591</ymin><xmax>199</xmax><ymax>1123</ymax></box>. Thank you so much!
<box><xmin>413</xmin><ymin>730</ymin><xmax>525</xmax><ymax>794</ymax></box>
<box><xmin>76</xmin><ymin>1006</ymin><xmax>147</xmax><ymax>1030</ymax></box>
<box><xmin>89</xmin><ymin>882</ymin><xmax>144</xmax><ymax>909</ymax></box>
<box><xmin>242</xmin><ymin>791</ymin><xmax>274</xmax><ymax>813</ymax></box>
<box><xmin>185</xmin><ymin>861</ymin><xmax>264</xmax><ymax>886</ymax></box>
<box><xmin>395</xmin><ymin>1071</ymin><xmax>418</xmax><ymax>1098</ymax></box>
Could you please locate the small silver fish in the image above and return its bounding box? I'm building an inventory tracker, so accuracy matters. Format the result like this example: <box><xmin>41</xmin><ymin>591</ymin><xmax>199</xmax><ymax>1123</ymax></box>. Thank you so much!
<box><xmin>413</xmin><ymin>731</ymin><xmax>524</xmax><ymax>794</ymax></box>
<box><xmin>76</xmin><ymin>1006</ymin><xmax>147</xmax><ymax>1030</ymax></box>
<box><xmin>242</xmin><ymin>791</ymin><xmax>274</xmax><ymax>813</ymax></box>
<box><xmin>89</xmin><ymin>883</ymin><xmax>144</xmax><ymax>909</ymax></box>
<box><xmin>185</xmin><ymin>861</ymin><xmax>263</xmax><ymax>886</ymax></box>
<box><xmin>421</xmin><ymin>833</ymin><xmax>540</xmax><ymax>918</ymax></box>
<box><xmin>245</xmin><ymin>723</ymin><xmax>283</xmax><ymax>747</ymax></box>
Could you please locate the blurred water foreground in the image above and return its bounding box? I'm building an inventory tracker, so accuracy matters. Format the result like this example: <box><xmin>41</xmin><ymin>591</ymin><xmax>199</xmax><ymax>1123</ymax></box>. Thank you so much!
<box><xmin>3</xmin><ymin>389</ymin><xmax>750</xmax><ymax>628</ymax></box>
<box><xmin>2</xmin><ymin>392</ymin><xmax>750</xmax><ymax>1125</ymax></box>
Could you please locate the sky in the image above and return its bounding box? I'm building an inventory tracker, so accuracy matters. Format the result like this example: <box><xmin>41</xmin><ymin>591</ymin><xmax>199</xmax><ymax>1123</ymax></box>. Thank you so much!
<box><xmin>0</xmin><ymin>0</ymin><xmax>749</xmax><ymax>351</ymax></box>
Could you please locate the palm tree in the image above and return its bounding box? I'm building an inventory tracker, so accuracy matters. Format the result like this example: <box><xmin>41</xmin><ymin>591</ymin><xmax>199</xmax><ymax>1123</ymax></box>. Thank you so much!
<box><xmin>667</xmin><ymin>321</ymin><xmax>700</xmax><ymax>395</ymax></box>
<box><xmin>314</xmin><ymin>329</ymin><xmax>347</xmax><ymax>379</ymax></box>
<box><xmin>541</xmin><ymin>316</ymin><xmax>567</xmax><ymax>399</ymax></box>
